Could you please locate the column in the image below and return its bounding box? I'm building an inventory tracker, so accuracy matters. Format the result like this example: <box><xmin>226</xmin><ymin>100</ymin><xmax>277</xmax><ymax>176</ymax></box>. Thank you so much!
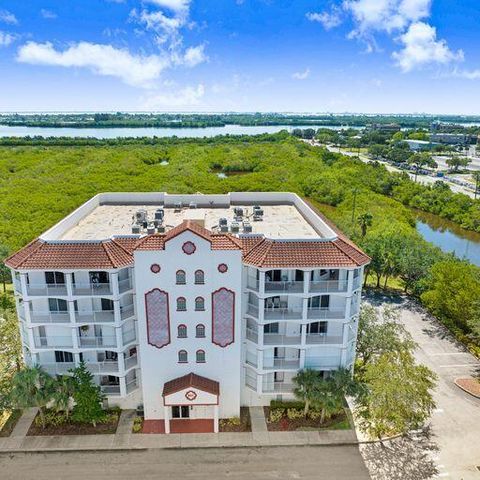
<box><xmin>346</xmin><ymin>269</ymin><xmax>354</xmax><ymax>293</ymax></box>
<box><xmin>213</xmin><ymin>405</ymin><xmax>219</xmax><ymax>433</ymax></box>
<box><xmin>164</xmin><ymin>406</ymin><xmax>170</xmax><ymax>434</ymax></box>
<box><xmin>113</xmin><ymin>299</ymin><xmax>122</xmax><ymax>325</ymax></box>
<box><xmin>299</xmin><ymin>348</ymin><xmax>306</xmax><ymax>369</ymax></box>
<box><xmin>119</xmin><ymin>376</ymin><xmax>127</xmax><ymax>397</ymax></box>
<box><xmin>19</xmin><ymin>272</ymin><xmax>28</xmax><ymax>297</ymax></box>
<box><xmin>259</xmin><ymin>270</ymin><xmax>265</xmax><ymax>295</ymax></box>
<box><xmin>303</xmin><ymin>270</ymin><xmax>310</xmax><ymax>295</ymax></box>
<box><xmin>65</xmin><ymin>272</ymin><xmax>74</xmax><ymax>297</ymax></box>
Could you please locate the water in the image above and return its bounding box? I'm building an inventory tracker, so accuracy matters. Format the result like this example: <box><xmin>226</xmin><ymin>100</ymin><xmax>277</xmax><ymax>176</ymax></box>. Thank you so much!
<box><xmin>0</xmin><ymin>124</ymin><xmax>358</xmax><ymax>139</ymax></box>
<box><xmin>416</xmin><ymin>212</ymin><xmax>480</xmax><ymax>266</ymax></box>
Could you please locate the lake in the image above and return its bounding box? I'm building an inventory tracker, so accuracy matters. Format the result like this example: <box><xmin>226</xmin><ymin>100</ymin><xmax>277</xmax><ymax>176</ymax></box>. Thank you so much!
<box><xmin>416</xmin><ymin>212</ymin><xmax>480</xmax><ymax>266</ymax></box>
<box><xmin>0</xmin><ymin>124</ymin><xmax>358</xmax><ymax>139</ymax></box>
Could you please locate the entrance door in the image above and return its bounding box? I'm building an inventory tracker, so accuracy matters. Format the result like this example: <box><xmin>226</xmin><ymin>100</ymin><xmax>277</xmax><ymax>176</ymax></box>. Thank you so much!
<box><xmin>171</xmin><ymin>406</ymin><xmax>190</xmax><ymax>419</ymax></box>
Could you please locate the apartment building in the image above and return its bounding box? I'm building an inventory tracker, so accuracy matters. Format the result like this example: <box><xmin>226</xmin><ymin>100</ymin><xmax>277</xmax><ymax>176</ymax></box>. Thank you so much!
<box><xmin>6</xmin><ymin>192</ymin><xmax>369</xmax><ymax>433</ymax></box>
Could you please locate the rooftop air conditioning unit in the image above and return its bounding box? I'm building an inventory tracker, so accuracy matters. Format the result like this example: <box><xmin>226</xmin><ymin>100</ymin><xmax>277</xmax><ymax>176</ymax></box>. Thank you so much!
<box><xmin>243</xmin><ymin>222</ymin><xmax>253</xmax><ymax>233</ymax></box>
<box><xmin>135</xmin><ymin>209</ymin><xmax>147</xmax><ymax>223</ymax></box>
<box><xmin>220</xmin><ymin>224</ymin><xmax>229</xmax><ymax>233</ymax></box>
<box><xmin>131</xmin><ymin>224</ymin><xmax>141</xmax><ymax>234</ymax></box>
<box><xmin>174</xmin><ymin>202</ymin><xmax>182</xmax><ymax>212</ymax></box>
<box><xmin>154</xmin><ymin>209</ymin><xmax>164</xmax><ymax>221</ymax></box>
<box><xmin>230</xmin><ymin>221</ymin><xmax>240</xmax><ymax>233</ymax></box>
<box><xmin>219</xmin><ymin>217</ymin><xmax>228</xmax><ymax>227</ymax></box>
<box><xmin>189</xmin><ymin>202</ymin><xmax>197</xmax><ymax>209</ymax></box>
<box><xmin>157</xmin><ymin>225</ymin><xmax>166</xmax><ymax>233</ymax></box>
<box><xmin>146</xmin><ymin>224</ymin><xmax>156</xmax><ymax>235</ymax></box>
<box><xmin>234</xmin><ymin>207</ymin><xmax>244</xmax><ymax>217</ymax></box>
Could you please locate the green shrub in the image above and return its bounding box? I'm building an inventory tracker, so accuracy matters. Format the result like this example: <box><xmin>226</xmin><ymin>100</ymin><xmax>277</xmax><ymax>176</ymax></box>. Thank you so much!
<box><xmin>132</xmin><ymin>417</ymin><xmax>143</xmax><ymax>433</ymax></box>
<box><xmin>286</xmin><ymin>408</ymin><xmax>304</xmax><ymax>420</ymax></box>
<box><xmin>270</xmin><ymin>400</ymin><xmax>305</xmax><ymax>410</ymax></box>
<box><xmin>268</xmin><ymin>408</ymin><xmax>284</xmax><ymax>423</ymax></box>
<box><xmin>221</xmin><ymin>416</ymin><xmax>241</xmax><ymax>427</ymax></box>
<box><xmin>35</xmin><ymin>410</ymin><xmax>69</xmax><ymax>428</ymax></box>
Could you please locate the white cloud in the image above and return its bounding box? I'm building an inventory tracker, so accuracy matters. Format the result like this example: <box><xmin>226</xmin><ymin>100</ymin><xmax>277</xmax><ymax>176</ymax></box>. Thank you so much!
<box><xmin>16</xmin><ymin>41</ymin><xmax>170</xmax><ymax>88</ymax></box>
<box><xmin>0</xmin><ymin>9</ymin><xmax>18</xmax><ymax>25</ymax></box>
<box><xmin>306</xmin><ymin>9</ymin><xmax>342</xmax><ymax>30</ymax></box>
<box><xmin>142</xmin><ymin>83</ymin><xmax>205</xmax><ymax>108</ymax></box>
<box><xmin>292</xmin><ymin>68</ymin><xmax>310</xmax><ymax>80</ymax></box>
<box><xmin>147</xmin><ymin>0</ymin><xmax>191</xmax><ymax>13</ymax></box>
<box><xmin>182</xmin><ymin>44</ymin><xmax>207</xmax><ymax>67</ymax></box>
<box><xmin>0</xmin><ymin>31</ymin><xmax>14</xmax><ymax>47</ymax></box>
<box><xmin>450</xmin><ymin>68</ymin><xmax>480</xmax><ymax>80</ymax></box>
<box><xmin>40</xmin><ymin>9</ymin><xmax>57</xmax><ymax>20</ymax></box>
<box><xmin>393</xmin><ymin>22</ymin><xmax>463</xmax><ymax>72</ymax></box>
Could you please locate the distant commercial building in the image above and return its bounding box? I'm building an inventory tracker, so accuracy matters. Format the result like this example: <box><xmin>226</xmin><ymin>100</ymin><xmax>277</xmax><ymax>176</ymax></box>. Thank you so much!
<box><xmin>429</xmin><ymin>133</ymin><xmax>477</xmax><ymax>145</ymax></box>
<box><xmin>404</xmin><ymin>139</ymin><xmax>438</xmax><ymax>151</ymax></box>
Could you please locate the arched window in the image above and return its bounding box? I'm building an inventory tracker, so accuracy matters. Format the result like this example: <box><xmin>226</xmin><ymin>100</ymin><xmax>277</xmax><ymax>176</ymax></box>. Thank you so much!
<box><xmin>196</xmin><ymin>324</ymin><xmax>205</xmax><ymax>338</ymax></box>
<box><xmin>176</xmin><ymin>297</ymin><xmax>187</xmax><ymax>311</ymax></box>
<box><xmin>196</xmin><ymin>350</ymin><xmax>206</xmax><ymax>363</ymax></box>
<box><xmin>177</xmin><ymin>324</ymin><xmax>187</xmax><ymax>338</ymax></box>
<box><xmin>195</xmin><ymin>296</ymin><xmax>205</xmax><ymax>311</ymax></box>
<box><xmin>194</xmin><ymin>270</ymin><xmax>205</xmax><ymax>285</ymax></box>
<box><xmin>178</xmin><ymin>350</ymin><xmax>188</xmax><ymax>363</ymax></box>
<box><xmin>176</xmin><ymin>270</ymin><xmax>186</xmax><ymax>285</ymax></box>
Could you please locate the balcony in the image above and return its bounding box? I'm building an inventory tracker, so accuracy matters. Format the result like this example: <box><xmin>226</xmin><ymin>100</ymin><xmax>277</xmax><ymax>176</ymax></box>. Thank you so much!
<box><xmin>265</xmin><ymin>281</ymin><xmax>304</xmax><ymax>294</ymax></box>
<box><xmin>304</xmin><ymin>355</ymin><xmax>341</xmax><ymax>369</ymax></box>
<box><xmin>29</xmin><ymin>311</ymin><xmax>71</xmax><ymax>324</ymax></box>
<box><xmin>33</xmin><ymin>336</ymin><xmax>73</xmax><ymax>349</ymax></box>
<box><xmin>26</xmin><ymin>283</ymin><xmax>68</xmax><ymax>297</ymax></box>
<box><xmin>264</xmin><ymin>308</ymin><xmax>303</xmax><ymax>321</ymax></box>
<box><xmin>262</xmin><ymin>382</ymin><xmax>294</xmax><ymax>394</ymax></box>
<box><xmin>246</xmin><ymin>328</ymin><xmax>258</xmax><ymax>343</ymax></box>
<box><xmin>353</xmin><ymin>276</ymin><xmax>362</xmax><ymax>291</ymax></box>
<box><xmin>305</xmin><ymin>334</ymin><xmax>344</xmax><ymax>345</ymax></box>
<box><xmin>41</xmin><ymin>362</ymin><xmax>76</xmax><ymax>375</ymax></box>
<box><xmin>126</xmin><ymin>378</ymin><xmax>139</xmax><ymax>394</ymax></box>
<box><xmin>124</xmin><ymin>354</ymin><xmax>138</xmax><ymax>370</ymax></box>
<box><xmin>307</xmin><ymin>307</ymin><xmax>346</xmax><ymax>320</ymax></box>
<box><xmin>263</xmin><ymin>333</ymin><xmax>302</xmax><ymax>346</ymax></box>
<box><xmin>118</xmin><ymin>278</ymin><xmax>133</xmax><ymax>294</ymax></box>
<box><xmin>245</xmin><ymin>351</ymin><xmax>258</xmax><ymax>367</ymax></box>
<box><xmin>101</xmin><ymin>384</ymin><xmax>121</xmax><ymax>395</ymax></box>
<box><xmin>73</xmin><ymin>283</ymin><xmax>112</xmax><ymax>296</ymax></box>
<box><xmin>78</xmin><ymin>336</ymin><xmax>117</xmax><ymax>348</ymax></box>
<box><xmin>85</xmin><ymin>360</ymin><xmax>119</xmax><ymax>374</ymax></box>
<box><xmin>246</xmin><ymin>303</ymin><xmax>259</xmax><ymax>317</ymax></box>
<box><xmin>122</xmin><ymin>328</ymin><xmax>136</xmax><ymax>345</ymax></box>
<box><xmin>13</xmin><ymin>279</ymin><xmax>22</xmax><ymax>294</ymax></box>
<box><xmin>309</xmin><ymin>279</ymin><xmax>348</xmax><ymax>293</ymax></box>
<box><xmin>263</xmin><ymin>357</ymin><xmax>301</xmax><ymax>370</ymax></box>
<box><xmin>247</xmin><ymin>276</ymin><xmax>259</xmax><ymax>291</ymax></box>
<box><xmin>120</xmin><ymin>304</ymin><xmax>135</xmax><ymax>321</ymax></box>
<box><xmin>75</xmin><ymin>310</ymin><xmax>115</xmax><ymax>323</ymax></box>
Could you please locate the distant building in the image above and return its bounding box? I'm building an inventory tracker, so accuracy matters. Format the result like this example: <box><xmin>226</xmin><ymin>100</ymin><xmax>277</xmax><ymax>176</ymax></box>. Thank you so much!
<box><xmin>404</xmin><ymin>139</ymin><xmax>438</xmax><ymax>151</ymax></box>
<box><xmin>429</xmin><ymin>133</ymin><xmax>477</xmax><ymax>145</ymax></box>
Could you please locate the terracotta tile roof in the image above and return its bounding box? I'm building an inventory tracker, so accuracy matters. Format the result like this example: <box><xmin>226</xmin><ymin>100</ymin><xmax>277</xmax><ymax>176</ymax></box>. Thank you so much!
<box><xmin>162</xmin><ymin>373</ymin><xmax>220</xmax><ymax>397</ymax></box>
<box><xmin>242</xmin><ymin>238</ymin><xmax>370</xmax><ymax>268</ymax></box>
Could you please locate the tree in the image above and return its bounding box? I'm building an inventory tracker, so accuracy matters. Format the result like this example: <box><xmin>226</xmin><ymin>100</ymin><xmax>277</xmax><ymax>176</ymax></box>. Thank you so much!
<box><xmin>313</xmin><ymin>380</ymin><xmax>343</xmax><ymax>424</ymax></box>
<box><xmin>293</xmin><ymin>369</ymin><xmax>322</xmax><ymax>417</ymax></box>
<box><xmin>9</xmin><ymin>366</ymin><xmax>54</xmax><ymax>428</ymax></box>
<box><xmin>0</xmin><ymin>245</ymin><xmax>11</xmax><ymax>293</ymax></box>
<box><xmin>71</xmin><ymin>362</ymin><xmax>106</xmax><ymax>426</ymax></box>
<box><xmin>51</xmin><ymin>375</ymin><xmax>76</xmax><ymax>419</ymax></box>
<box><xmin>408</xmin><ymin>152</ymin><xmax>435</xmax><ymax>182</ymax></box>
<box><xmin>356</xmin><ymin>351</ymin><xmax>437</xmax><ymax>440</ymax></box>
<box><xmin>446</xmin><ymin>156</ymin><xmax>471</xmax><ymax>173</ymax></box>
<box><xmin>472</xmin><ymin>171</ymin><xmax>480</xmax><ymax>200</ymax></box>
<box><xmin>357</xmin><ymin>212</ymin><xmax>373</xmax><ymax>238</ymax></box>
<box><xmin>355</xmin><ymin>305</ymin><xmax>417</xmax><ymax>372</ymax></box>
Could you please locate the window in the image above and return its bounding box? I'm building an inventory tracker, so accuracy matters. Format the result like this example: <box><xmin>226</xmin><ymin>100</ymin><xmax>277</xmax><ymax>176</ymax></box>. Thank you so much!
<box><xmin>194</xmin><ymin>270</ymin><xmax>204</xmax><ymax>284</ymax></box>
<box><xmin>308</xmin><ymin>295</ymin><xmax>330</xmax><ymax>309</ymax></box>
<box><xmin>264</xmin><ymin>322</ymin><xmax>279</xmax><ymax>334</ymax></box>
<box><xmin>172</xmin><ymin>406</ymin><xmax>190</xmax><ymax>418</ymax></box>
<box><xmin>178</xmin><ymin>350</ymin><xmax>188</xmax><ymax>363</ymax></box>
<box><xmin>196</xmin><ymin>324</ymin><xmax>205</xmax><ymax>338</ymax></box>
<box><xmin>307</xmin><ymin>321</ymin><xmax>327</xmax><ymax>334</ymax></box>
<box><xmin>195</xmin><ymin>296</ymin><xmax>205</xmax><ymax>311</ymax></box>
<box><xmin>176</xmin><ymin>297</ymin><xmax>186</xmax><ymax>311</ymax></box>
<box><xmin>101</xmin><ymin>298</ymin><xmax>114</xmax><ymax>311</ymax></box>
<box><xmin>55</xmin><ymin>351</ymin><xmax>73</xmax><ymax>363</ymax></box>
<box><xmin>89</xmin><ymin>271</ymin><xmax>109</xmax><ymax>284</ymax></box>
<box><xmin>196</xmin><ymin>350</ymin><xmax>206</xmax><ymax>363</ymax></box>
<box><xmin>176</xmin><ymin>270</ymin><xmax>186</xmax><ymax>285</ymax></box>
<box><xmin>45</xmin><ymin>271</ymin><xmax>65</xmax><ymax>285</ymax></box>
<box><xmin>177</xmin><ymin>324</ymin><xmax>187</xmax><ymax>338</ymax></box>
<box><xmin>48</xmin><ymin>298</ymin><xmax>68</xmax><ymax>312</ymax></box>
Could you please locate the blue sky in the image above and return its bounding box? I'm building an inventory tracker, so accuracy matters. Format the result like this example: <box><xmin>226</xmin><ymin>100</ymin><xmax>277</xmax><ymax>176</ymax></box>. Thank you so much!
<box><xmin>0</xmin><ymin>0</ymin><xmax>479</xmax><ymax>113</ymax></box>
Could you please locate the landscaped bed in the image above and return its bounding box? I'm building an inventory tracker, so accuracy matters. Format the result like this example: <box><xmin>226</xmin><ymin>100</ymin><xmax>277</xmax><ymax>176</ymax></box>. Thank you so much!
<box><xmin>219</xmin><ymin>407</ymin><xmax>251</xmax><ymax>432</ymax></box>
<box><xmin>455</xmin><ymin>377</ymin><xmax>480</xmax><ymax>398</ymax></box>
<box><xmin>264</xmin><ymin>401</ymin><xmax>351</xmax><ymax>432</ymax></box>
<box><xmin>0</xmin><ymin>410</ymin><xmax>22</xmax><ymax>437</ymax></box>
<box><xmin>27</xmin><ymin>408</ymin><xmax>121</xmax><ymax>436</ymax></box>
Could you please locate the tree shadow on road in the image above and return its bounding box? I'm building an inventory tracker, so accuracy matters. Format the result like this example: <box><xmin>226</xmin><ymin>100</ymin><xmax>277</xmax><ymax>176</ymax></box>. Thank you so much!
<box><xmin>360</xmin><ymin>429</ymin><xmax>439</xmax><ymax>480</ymax></box>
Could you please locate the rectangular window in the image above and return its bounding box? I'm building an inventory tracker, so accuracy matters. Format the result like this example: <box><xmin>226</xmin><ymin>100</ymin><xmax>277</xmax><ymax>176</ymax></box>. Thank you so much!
<box><xmin>90</xmin><ymin>271</ymin><xmax>109</xmax><ymax>284</ymax></box>
<box><xmin>48</xmin><ymin>298</ymin><xmax>68</xmax><ymax>312</ymax></box>
<box><xmin>45</xmin><ymin>272</ymin><xmax>65</xmax><ymax>285</ymax></box>
<box><xmin>55</xmin><ymin>351</ymin><xmax>73</xmax><ymax>363</ymax></box>
<box><xmin>307</xmin><ymin>322</ymin><xmax>328</xmax><ymax>334</ymax></box>
<box><xmin>171</xmin><ymin>406</ymin><xmax>190</xmax><ymax>419</ymax></box>
<box><xmin>101</xmin><ymin>298</ymin><xmax>114</xmax><ymax>311</ymax></box>
<box><xmin>264</xmin><ymin>323</ymin><xmax>279</xmax><ymax>334</ymax></box>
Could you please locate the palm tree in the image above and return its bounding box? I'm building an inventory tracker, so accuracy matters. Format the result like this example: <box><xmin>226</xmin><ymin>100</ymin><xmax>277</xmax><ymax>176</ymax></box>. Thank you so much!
<box><xmin>51</xmin><ymin>375</ymin><xmax>76</xmax><ymax>419</ymax></box>
<box><xmin>9</xmin><ymin>366</ymin><xmax>54</xmax><ymax>428</ymax></box>
<box><xmin>313</xmin><ymin>381</ymin><xmax>343</xmax><ymax>424</ymax></box>
<box><xmin>357</xmin><ymin>212</ymin><xmax>373</xmax><ymax>238</ymax></box>
<box><xmin>472</xmin><ymin>171</ymin><xmax>480</xmax><ymax>200</ymax></box>
<box><xmin>293</xmin><ymin>369</ymin><xmax>321</xmax><ymax>417</ymax></box>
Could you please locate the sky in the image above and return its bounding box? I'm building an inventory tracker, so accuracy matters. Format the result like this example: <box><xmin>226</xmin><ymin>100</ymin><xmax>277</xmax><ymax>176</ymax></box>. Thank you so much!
<box><xmin>0</xmin><ymin>0</ymin><xmax>479</xmax><ymax>113</ymax></box>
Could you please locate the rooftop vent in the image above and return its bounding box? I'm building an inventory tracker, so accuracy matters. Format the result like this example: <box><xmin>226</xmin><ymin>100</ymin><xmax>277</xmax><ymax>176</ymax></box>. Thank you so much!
<box><xmin>233</xmin><ymin>207</ymin><xmax>244</xmax><ymax>217</ymax></box>
<box><xmin>157</xmin><ymin>225</ymin><xmax>166</xmax><ymax>233</ymax></box>
<box><xmin>243</xmin><ymin>221</ymin><xmax>253</xmax><ymax>233</ymax></box>
<box><xmin>220</xmin><ymin>224</ymin><xmax>229</xmax><ymax>233</ymax></box>
<box><xmin>131</xmin><ymin>224</ymin><xmax>141</xmax><ymax>234</ymax></box>
<box><xmin>218</xmin><ymin>217</ymin><xmax>228</xmax><ymax>227</ymax></box>
<box><xmin>174</xmin><ymin>202</ymin><xmax>182</xmax><ymax>212</ymax></box>
<box><xmin>135</xmin><ymin>209</ymin><xmax>147</xmax><ymax>223</ymax></box>
<box><xmin>146</xmin><ymin>224</ymin><xmax>156</xmax><ymax>235</ymax></box>
<box><xmin>230</xmin><ymin>221</ymin><xmax>240</xmax><ymax>233</ymax></box>
<box><xmin>154</xmin><ymin>209</ymin><xmax>164</xmax><ymax>221</ymax></box>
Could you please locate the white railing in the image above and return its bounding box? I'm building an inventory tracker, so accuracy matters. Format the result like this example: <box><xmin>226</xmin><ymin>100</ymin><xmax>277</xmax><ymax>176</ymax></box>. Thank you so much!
<box><xmin>264</xmin><ymin>308</ymin><xmax>303</xmax><ymax>321</ymax></box>
<box><xmin>124</xmin><ymin>354</ymin><xmax>138</xmax><ymax>370</ymax></box>
<box><xmin>307</xmin><ymin>307</ymin><xmax>346</xmax><ymax>320</ymax></box>
<box><xmin>305</xmin><ymin>334</ymin><xmax>344</xmax><ymax>345</ymax></box>
<box><xmin>118</xmin><ymin>278</ymin><xmax>132</xmax><ymax>293</ymax></box>
<box><xmin>352</xmin><ymin>276</ymin><xmax>362</xmax><ymax>291</ymax></box>
<box><xmin>126</xmin><ymin>378</ymin><xmax>138</xmax><ymax>394</ymax></box>
<box><xmin>262</xmin><ymin>382</ymin><xmax>294</xmax><ymax>393</ymax></box>
<box><xmin>33</xmin><ymin>336</ymin><xmax>73</xmax><ymax>348</ymax></box>
<box><xmin>41</xmin><ymin>362</ymin><xmax>76</xmax><ymax>375</ymax></box>
<box><xmin>265</xmin><ymin>281</ymin><xmax>304</xmax><ymax>293</ymax></box>
<box><xmin>75</xmin><ymin>310</ymin><xmax>115</xmax><ymax>323</ymax></box>
<box><xmin>263</xmin><ymin>358</ymin><xmax>301</xmax><ymax>370</ymax></box>
<box><xmin>120</xmin><ymin>304</ymin><xmax>135</xmax><ymax>321</ymax></box>
<box><xmin>122</xmin><ymin>328</ymin><xmax>136</xmax><ymax>344</ymax></box>
<box><xmin>245</xmin><ymin>372</ymin><xmax>258</xmax><ymax>391</ymax></box>
<box><xmin>263</xmin><ymin>333</ymin><xmax>302</xmax><ymax>346</ymax></box>
<box><xmin>73</xmin><ymin>283</ymin><xmax>112</xmax><ymax>296</ymax></box>
<box><xmin>246</xmin><ymin>328</ymin><xmax>258</xmax><ymax>343</ymax></box>
<box><xmin>13</xmin><ymin>279</ymin><xmax>22</xmax><ymax>294</ymax></box>
<box><xmin>304</xmin><ymin>355</ymin><xmax>341</xmax><ymax>369</ymax></box>
<box><xmin>309</xmin><ymin>279</ymin><xmax>348</xmax><ymax>293</ymax></box>
<box><xmin>245</xmin><ymin>351</ymin><xmax>258</xmax><ymax>367</ymax></box>
<box><xmin>246</xmin><ymin>303</ymin><xmax>259</xmax><ymax>317</ymax></box>
<box><xmin>101</xmin><ymin>384</ymin><xmax>121</xmax><ymax>395</ymax></box>
<box><xmin>26</xmin><ymin>284</ymin><xmax>68</xmax><ymax>296</ymax></box>
<box><xmin>79</xmin><ymin>336</ymin><xmax>117</xmax><ymax>348</ymax></box>
<box><xmin>30</xmin><ymin>311</ymin><xmax>71</xmax><ymax>324</ymax></box>
<box><xmin>247</xmin><ymin>276</ymin><xmax>259</xmax><ymax>291</ymax></box>
<box><xmin>86</xmin><ymin>361</ymin><xmax>119</xmax><ymax>374</ymax></box>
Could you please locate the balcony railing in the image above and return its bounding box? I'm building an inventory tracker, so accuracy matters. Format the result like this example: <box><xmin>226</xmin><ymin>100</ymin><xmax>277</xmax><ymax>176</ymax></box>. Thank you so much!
<box><xmin>246</xmin><ymin>303</ymin><xmax>259</xmax><ymax>317</ymax></box>
<box><xmin>26</xmin><ymin>284</ymin><xmax>68</xmax><ymax>296</ymax></box>
<box><xmin>304</xmin><ymin>355</ymin><xmax>341</xmax><ymax>369</ymax></box>
<box><xmin>247</xmin><ymin>276</ymin><xmax>259</xmax><ymax>291</ymax></box>
<box><xmin>41</xmin><ymin>362</ymin><xmax>76</xmax><ymax>375</ymax></box>
<box><xmin>13</xmin><ymin>279</ymin><xmax>22</xmax><ymax>294</ymax></box>
<box><xmin>264</xmin><ymin>308</ymin><xmax>303</xmax><ymax>321</ymax></box>
<box><xmin>120</xmin><ymin>304</ymin><xmax>135</xmax><ymax>321</ymax></box>
<box><xmin>352</xmin><ymin>276</ymin><xmax>362</xmax><ymax>291</ymax></box>
<box><xmin>79</xmin><ymin>336</ymin><xmax>117</xmax><ymax>348</ymax></box>
<box><xmin>33</xmin><ymin>336</ymin><xmax>73</xmax><ymax>349</ymax></box>
<box><xmin>101</xmin><ymin>384</ymin><xmax>120</xmax><ymax>395</ymax></box>
<box><xmin>122</xmin><ymin>328</ymin><xmax>136</xmax><ymax>345</ymax></box>
<box><xmin>265</xmin><ymin>281</ymin><xmax>304</xmax><ymax>293</ymax></box>
<box><xmin>86</xmin><ymin>360</ymin><xmax>119</xmax><ymax>374</ymax></box>
<box><xmin>73</xmin><ymin>283</ymin><xmax>112</xmax><ymax>296</ymax></box>
<box><xmin>246</xmin><ymin>328</ymin><xmax>258</xmax><ymax>343</ymax></box>
<box><xmin>263</xmin><ymin>357</ymin><xmax>301</xmax><ymax>370</ymax></box>
<box><xmin>75</xmin><ymin>310</ymin><xmax>115</xmax><ymax>323</ymax></box>
<box><xmin>126</xmin><ymin>378</ymin><xmax>138</xmax><ymax>394</ymax></box>
<box><xmin>305</xmin><ymin>334</ymin><xmax>344</xmax><ymax>345</ymax></box>
<box><xmin>263</xmin><ymin>333</ymin><xmax>302</xmax><ymax>346</ymax></box>
<box><xmin>125</xmin><ymin>354</ymin><xmax>138</xmax><ymax>370</ymax></box>
<box><xmin>118</xmin><ymin>278</ymin><xmax>133</xmax><ymax>293</ymax></box>
<box><xmin>245</xmin><ymin>351</ymin><xmax>258</xmax><ymax>367</ymax></box>
<box><xmin>262</xmin><ymin>382</ymin><xmax>294</xmax><ymax>393</ymax></box>
<box><xmin>29</xmin><ymin>311</ymin><xmax>71</xmax><ymax>324</ymax></box>
<box><xmin>307</xmin><ymin>307</ymin><xmax>346</xmax><ymax>320</ymax></box>
<box><xmin>309</xmin><ymin>279</ymin><xmax>348</xmax><ymax>293</ymax></box>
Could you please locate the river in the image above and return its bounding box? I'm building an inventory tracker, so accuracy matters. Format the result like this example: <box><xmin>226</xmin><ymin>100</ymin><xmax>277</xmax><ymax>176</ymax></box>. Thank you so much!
<box><xmin>0</xmin><ymin>124</ymin><xmax>359</xmax><ymax>139</ymax></box>
<box><xmin>416</xmin><ymin>212</ymin><xmax>480</xmax><ymax>266</ymax></box>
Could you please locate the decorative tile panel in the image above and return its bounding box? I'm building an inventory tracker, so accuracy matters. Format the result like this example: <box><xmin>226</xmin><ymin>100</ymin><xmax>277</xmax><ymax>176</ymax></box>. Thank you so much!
<box><xmin>211</xmin><ymin>288</ymin><xmax>235</xmax><ymax>347</ymax></box>
<box><xmin>145</xmin><ymin>289</ymin><xmax>170</xmax><ymax>349</ymax></box>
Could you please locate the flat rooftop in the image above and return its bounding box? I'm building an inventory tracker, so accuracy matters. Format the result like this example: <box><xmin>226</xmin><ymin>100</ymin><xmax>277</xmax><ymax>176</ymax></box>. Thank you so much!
<box><xmin>41</xmin><ymin>193</ymin><xmax>338</xmax><ymax>242</ymax></box>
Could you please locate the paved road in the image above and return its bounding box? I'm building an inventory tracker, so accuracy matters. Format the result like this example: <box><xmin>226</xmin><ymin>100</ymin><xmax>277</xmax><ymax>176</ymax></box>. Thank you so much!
<box><xmin>365</xmin><ymin>293</ymin><xmax>480</xmax><ymax>480</ymax></box>
<box><xmin>0</xmin><ymin>446</ymin><xmax>371</xmax><ymax>480</ymax></box>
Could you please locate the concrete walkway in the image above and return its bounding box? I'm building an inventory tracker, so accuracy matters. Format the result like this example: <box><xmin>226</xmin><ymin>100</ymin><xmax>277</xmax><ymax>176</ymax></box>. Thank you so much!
<box><xmin>10</xmin><ymin>408</ymin><xmax>37</xmax><ymax>438</ymax></box>
<box><xmin>249</xmin><ymin>407</ymin><xmax>268</xmax><ymax>433</ymax></box>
